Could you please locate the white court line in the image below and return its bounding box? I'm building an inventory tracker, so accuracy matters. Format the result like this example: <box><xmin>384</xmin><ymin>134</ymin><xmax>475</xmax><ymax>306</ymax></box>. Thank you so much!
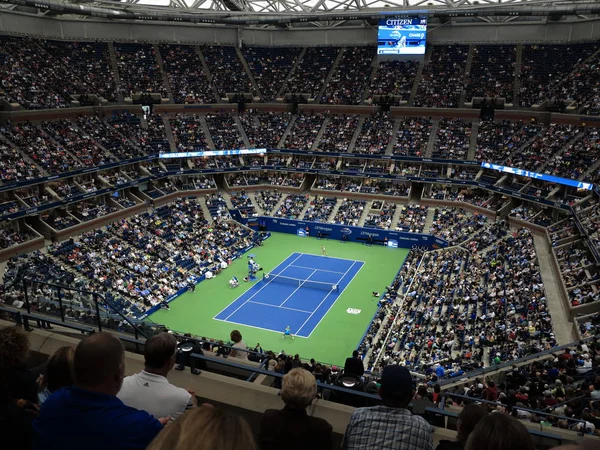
<box><xmin>248</xmin><ymin>300</ymin><xmax>312</xmax><ymax>314</ymax></box>
<box><xmin>300</xmin><ymin>253</ymin><xmax>366</xmax><ymax>264</ymax></box>
<box><xmin>213</xmin><ymin>318</ymin><xmax>309</xmax><ymax>339</ymax></box>
<box><xmin>213</xmin><ymin>252</ymin><xmax>305</xmax><ymax>320</ymax></box>
<box><xmin>289</xmin><ymin>265</ymin><xmax>346</xmax><ymax>275</ymax></box>
<box><xmin>305</xmin><ymin>260</ymin><xmax>365</xmax><ymax>338</ymax></box>
<box><xmin>295</xmin><ymin>260</ymin><xmax>359</xmax><ymax>337</ymax></box>
<box><xmin>279</xmin><ymin>269</ymin><xmax>317</xmax><ymax>308</ymax></box>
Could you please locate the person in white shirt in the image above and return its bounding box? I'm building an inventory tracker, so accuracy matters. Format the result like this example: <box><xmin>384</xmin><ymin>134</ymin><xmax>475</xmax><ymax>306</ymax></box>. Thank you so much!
<box><xmin>229</xmin><ymin>330</ymin><xmax>249</xmax><ymax>360</ymax></box>
<box><xmin>118</xmin><ymin>332</ymin><xmax>197</xmax><ymax>421</ymax></box>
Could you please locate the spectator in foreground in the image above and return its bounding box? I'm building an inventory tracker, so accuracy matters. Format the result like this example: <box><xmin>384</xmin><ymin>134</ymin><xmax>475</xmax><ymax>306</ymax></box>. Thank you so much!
<box><xmin>344</xmin><ymin>350</ymin><xmax>365</xmax><ymax>378</ymax></box>
<box><xmin>259</xmin><ymin>368</ymin><xmax>333</xmax><ymax>450</ymax></box>
<box><xmin>436</xmin><ymin>404</ymin><xmax>488</xmax><ymax>450</ymax></box>
<box><xmin>33</xmin><ymin>332</ymin><xmax>165</xmax><ymax>450</ymax></box>
<box><xmin>0</xmin><ymin>326</ymin><xmax>38</xmax><ymax>404</ymax></box>
<box><xmin>118</xmin><ymin>332</ymin><xmax>196</xmax><ymax>421</ymax></box>
<box><xmin>0</xmin><ymin>326</ymin><xmax>39</xmax><ymax>450</ymax></box>
<box><xmin>229</xmin><ymin>329</ymin><xmax>249</xmax><ymax>360</ymax></box>
<box><xmin>465</xmin><ymin>413</ymin><xmax>535</xmax><ymax>450</ymax></box>
<box><xmin>342</xmin><ymin>365</ymin><xmax>434</xmax><ymax>450</ymax></box>
<box><xmin>147</xmin><ymin>404</ymin><xmax>256</xmax><ymax>450</ymax></box>
<box><xmin>37</xmin><ymin>346</ymin><xmax>75</xmax><ymax>404</ymax></box>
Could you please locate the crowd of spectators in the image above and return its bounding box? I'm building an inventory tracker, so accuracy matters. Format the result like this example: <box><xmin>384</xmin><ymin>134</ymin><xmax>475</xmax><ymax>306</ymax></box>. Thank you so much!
<box><xmin>353</xmin><ymin>112</ymin><xmax>394</xmax><ymax>155</ymax></box>
<box><xmin>332</xmin><ymin>199</ymin><xmax>366</xmax><ymax>226</ymax></box>
<box><xmin>303</xmin><ymin>195</ymin><xmax>337</xmax><ymax>222</ymax></box>
<box><xmin>0</xmin><ymin>225</ymin><xmax>36</xmax><ymax>249</ymax></box>
<box><xmin>320</xmin><ymin>46</ymin><xmax>374</xmax><ymax>105</ymax></box>
<box><xmin>315</xmin><ymin>114</ymin><xmax>359</xmax><ymax>153</ymax></box>
<box><xmin>114</xmin><ymin>43</ymin><xmax>167</xmax><ymax>98</ymax></box>
<box><xmin>2</xmin><ymin>122</ymin><xmax>84</xmax><ymax>174</ymax></box>
<box><xmin>465</xmin><ymin>45</ymin><xmax>516</xmax><ymax>103</ymax></box>
<box><xmin>70</xmin><ymin>201</ymin><xmax>117</xmax><ymax>222</ymax></box>
<box><xmin>519</xmin><ymin>43</ymin><xmax>598</xmax><ymax>107</ymax></box>
<box><xmin>414</xmin><ymin>45</ymin><xmax>469</xmax><ymax>108</ymax></box>
<box><xmin>392</xmin><ymin>117</ymin><xmax>433</xmax><ymax>157</ymax></box>
<box><xmin>396</xmin><ymin>205</ymin><xmax>428</xmax><ymax>233</ymax></box>
<box><xmin>372</xmin><ymin>226</ymin><xmax>553</xmax><ymax>377</ymax></box>
<box><xmin>433</xmin><ymin>118</ymin><xmax>472</xmax><ymax>160</ymax></box>
<box><xmin>429</xmin><ymin>207</ymin><xmax>489</xmax><ymax>246</ymax></box>
<box><xmin>365</xmin><ymin>60</ymin><xmax>419</xmax><ymax>101</ymax></box>
<box><xmin>242</xmin><ymin>47</ymin><xmax>302</xmax><ymax>101</ymax></box>
<box><xmin>255</xmin><ymin>190</ymin><xmax>282</xmax><ymax>215</ymax></box>
<box><xmin>230</xmin><ymin>191</ymin><xmax>258</xmax><ymax>218</ymax></box>
<box><xmin>283</xmin><ymin>113</ymin><xmax>325</xmax><ymax>150</ymax></box>
<box><xmin>204</xmin><ymin>113</ymin><xmax>244</xmax><ymax>150</ymax></box>
<box><xmin>76</xmin><ymin>114</ymin><xmax>147</xmax><ymax>160</ymax></box>
<box><xmin>282</xmin><ymin>47</ymin><xmax>339</xmax><ymax>98</ymax></box>
<box><xmin>160</xmin><ymin>44</ymin><xmax>214</xmax><ymax>104</ymax></box>
<box><xmin>546</xmin><ymin>127</ymin><xmax>600</xmax><ymax>180</ymax></box>
<box><xmin>170</xmin><ymin>114</ymin><xmax>209</xmax><ymax>150</ymax></box>
<box><xmin>475</xmin><ymin>119</ymin><xmax>542</xmax><ymax>163</ymax></box>
<box><xmin>276</xmin><ymin>194</ymin><xmax>308</xmax><ymax>219</ymax></box>
<box><xmin>202</xmin><ymin>46</ymin><xmax>255</xmax><ymax>98</ymax></box>
<box><xmin>314</xmin><ymin>176</ymin><xmax>361</xmax><ymax>192</ymax></box>
<box><xmin>505</xmin><ymin>123</ymin><xmax>581</xmax><ymax>171</ymax></box>
<box><xmin>109</xmin><ymin>113</ymin><xmax>169</xmax><ymax>155</ymax></box>
<box><xmin>364</xmin><ymin>201</ymin><xmax>396</xmax><ymax>230</ymax></box>
<box><xmin>0</xmin><ymin>144</ymin><xmax>44</xmax><ymax>184</ymax></box>
<box><xmin>41</xmin><ymin>119</ymin><xmax>118</xmax><ymax>167</ymax></box>
<box><xmin>239</xmin><ymin>111</ymin><xmax>291</xmax><ymax>149</ymax></box>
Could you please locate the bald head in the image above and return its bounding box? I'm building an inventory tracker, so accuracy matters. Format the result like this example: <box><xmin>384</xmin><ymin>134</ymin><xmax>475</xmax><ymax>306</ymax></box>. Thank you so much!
<box><xmin>74</xmin><ymin>332</ymin><xmax>125</xmax><ymax>394</ymax></box>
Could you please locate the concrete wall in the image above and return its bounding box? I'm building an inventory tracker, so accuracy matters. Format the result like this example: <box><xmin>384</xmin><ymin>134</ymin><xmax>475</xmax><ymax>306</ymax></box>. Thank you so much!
<box><xmin>2</xmin><ymin>11</ymin><xmax>600</xmax><ymax>46</ymax></box>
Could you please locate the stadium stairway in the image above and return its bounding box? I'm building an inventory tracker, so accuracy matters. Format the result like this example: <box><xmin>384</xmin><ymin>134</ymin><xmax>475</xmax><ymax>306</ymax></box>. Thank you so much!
<box><xmin>513</xmin><ymin>45</ymin><xmax>523</xmax><ymax>106</ymax></box>
<box><xmin>467</xmin><ymin>121</ymin><xmax>479</xmax><ymax>160</ymax></box>
<box><xmin>347</xmin><ymin>116</ymin><xmax>365</xmax><ymax>154</ymax></box>
<box><xmin>270</xmin><ymin>194</ymin><xmax>288</xmax><ymax>216</ymax></box>
<box><xmin>421</xmin><ymin>207</ymin><xmax>436</xmax><ymax>233</ymax></box>
<box><xmin>200</xmin><ymin>116</ymin><xmax>216</xmax><ymax>150</ymax></box>
<box><xmin>107</xmin><ymin>42</ymin><xmax>124</xmax><ymax>103</ymax></box>
<box><xmin>194</xmin><ymin>46</ymin><xmax>220</xmax><ymax>101</ymax></box>
<box><xmin>220</xmin><ymin>192</ymin><xmax>236</xmax><ymax>210</ymax></box>
<box><xmin>312</xmin><ymin>117</ymin><xmax>331</xmax><ymax>150</ymax></box>
<box><xmin>153</xmin><ymin>44</ymin><xmax>174</xmax><ymax>103</ymax></box>
<box><xmin>424</xmin><ymin>120</ymin><xmax>439</xmax><ymax>158</ymax></box>
<box><xmin>36</xmin><ymin>124</ymin><xmax>86</xmax><ymax>167</ymax></box>
<box><xmin>277</xmin><ymin>115</ymin><xmax>297</xmax><ymax>148</ymax></box>
<box><xmin>532</xmin><ymin>233</ymin><xmax>577</xmax><ymax>345</ymax></box>
<box><xmin>356</xmin><ymin>203</ymin><xmax>372</xmax><ymax>227</ymax></box>
<box><xmin>385</xmin><ymin>119</ymin><xmax>401</xmax><ymax>155</ymax></box>
<box><xmin>459</xmin><ymin>44</ymin><xmax>475</xmax><ymax>107</ymax></box>
<box><xmin>360</xmin><ymin>57</ymin><xmax>380</xmax><ymax>103</ymax></box>
<box><xmin>248</xmin><ymin>192</ymin><xmax>265</xmax><ymax>216</ymax></box>
<box><xmin>235</xmin><ymin>115</ymin><xmax>252</xmax><ymax>148</ymax></box>
<box><xmin>537</xmin><ymin>130</ymin><xmax>586</xmax><ymax>174</ymax></box>
<box><xmin>235</xmin><ymin>47</ymin><xmax>262</xmax><ymax>99</ymax></box>
<box><xmin>325</xmin><ymin>198</ymin><xmax>344</xmax><ymax>223</ymax></box>
<box><xmin>316</xmin><ymin>47</ymin><xmax>344</xmax><ymax>103</ymax></box>
<box><xmin>276</xmin><ymin>48</ymin><xmax>306</xmax><ymax>99</ymax></box>
<box><xmin>299</xmin><ymin>195</ymin><xmax>316</xmax><ymax>221</ymax></box>
<box><xmin>199</xmin><ymin>197</ymin><xmax>214</xmax><ymax>223</ymax></box>
<box><xmin>408</xmin><ymin>46</ymin><xmax>431</xmax><ymax>106</ymax></box>
<box><xmin>160</xmin><ymin>115</ymin><xmax>178</xmax><ymax>153</ymax></box>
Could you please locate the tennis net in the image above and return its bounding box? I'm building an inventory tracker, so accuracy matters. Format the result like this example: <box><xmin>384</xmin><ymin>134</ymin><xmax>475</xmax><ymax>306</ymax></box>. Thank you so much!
<box><xmin>263</xmin><ymin>272</ymin><xmax>339</xmax><ymax>293</ymax></box>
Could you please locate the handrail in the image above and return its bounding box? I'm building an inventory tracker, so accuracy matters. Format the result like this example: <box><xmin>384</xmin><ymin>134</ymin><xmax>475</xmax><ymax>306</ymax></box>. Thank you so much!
<box><xmin>189</xmin><ymin>352</ymin><xmax>382</xmax><ymax>402</ymax></box>
<box><xmin>21</xmin><ymin>277</ymin><xmax>153</xmax><ymax>340</ymax></box>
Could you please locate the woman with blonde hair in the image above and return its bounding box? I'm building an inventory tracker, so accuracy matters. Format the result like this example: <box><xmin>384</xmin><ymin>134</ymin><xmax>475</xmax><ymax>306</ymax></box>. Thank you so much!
<box><xmin>259</xmin><ymin>368</ymin><xmax>332</xmax><ymax>450</ymax></box>
<box><xmin>147</xmin><ymin>404</ymin><xmax>256</xmax><ymax>450</ymax></box>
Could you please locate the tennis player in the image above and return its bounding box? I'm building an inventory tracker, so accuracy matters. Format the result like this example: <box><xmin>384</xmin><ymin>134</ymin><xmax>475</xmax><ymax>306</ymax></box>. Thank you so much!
<box><xmin>321</xmin><ymin>244</ymin><xmax>327</xmax><ymax>256</ymax></box>
<box><xmin>282</xmin><ymin>325</ymin><xmax>295</xmax><ymax>340</ymax></box>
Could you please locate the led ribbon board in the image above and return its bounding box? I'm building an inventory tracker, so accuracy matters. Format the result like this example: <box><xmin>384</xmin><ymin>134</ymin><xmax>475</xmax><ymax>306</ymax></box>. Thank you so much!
<box><xmin>481</xmin><ymin>162</ymin><xmax>594</xmax><ymax>190</ymax></box>
<box><xmin>159</xmin><ymin>148</ymin><xmax>267</xmax><ymax>158</ymax></box>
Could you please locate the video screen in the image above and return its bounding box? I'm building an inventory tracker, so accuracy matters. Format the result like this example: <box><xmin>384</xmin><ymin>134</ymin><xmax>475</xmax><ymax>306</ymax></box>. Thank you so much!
<box><xmin>377</xmin><ymin>17</ymin><xmax>427</xmax><ymax>55</ymax></box>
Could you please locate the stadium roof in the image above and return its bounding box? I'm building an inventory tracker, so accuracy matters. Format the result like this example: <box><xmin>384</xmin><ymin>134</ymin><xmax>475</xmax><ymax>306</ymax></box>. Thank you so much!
<box><xmin>1</xmin><ymin>0</ymin><xmax>599</xmax><ymax>25</ymax></box>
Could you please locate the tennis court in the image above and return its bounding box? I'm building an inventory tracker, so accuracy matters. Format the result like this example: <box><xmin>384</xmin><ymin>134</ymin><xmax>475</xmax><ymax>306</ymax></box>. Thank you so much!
<box><xmin>214</xmin><ymin>252</ymin><xmax>364</xmax><ymax>338</ymax></box>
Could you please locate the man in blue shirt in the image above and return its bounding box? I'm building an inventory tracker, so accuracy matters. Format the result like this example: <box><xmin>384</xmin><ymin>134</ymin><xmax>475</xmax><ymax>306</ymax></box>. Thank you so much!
<box><xmin>33</xmin><ymin>332</ymin><xmax>167</xmax><ymax>450</ymax></box>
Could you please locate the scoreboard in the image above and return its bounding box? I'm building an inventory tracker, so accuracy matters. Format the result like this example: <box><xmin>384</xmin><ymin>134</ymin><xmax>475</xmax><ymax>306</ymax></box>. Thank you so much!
<box><xmin>377</xmin><ymin>17</ymin><xmax>427</xmax><ymax>56</ymax></box>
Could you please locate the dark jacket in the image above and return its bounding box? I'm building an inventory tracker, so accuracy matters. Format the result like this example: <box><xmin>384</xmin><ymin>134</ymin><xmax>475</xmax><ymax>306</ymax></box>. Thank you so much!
<box><xmin>436</xmin><ymin>440</ymin><xmax>464</xmax><ymax>450</ymax></box>
<box><xmin>259</xmin><ymin>406</ymin><xmax>333</xmax><ymax>450</ymax></box>
<box><xmin>343</xmin><ymin>357</ymin><xmax>364</xmax><ymax>378</ymax></box>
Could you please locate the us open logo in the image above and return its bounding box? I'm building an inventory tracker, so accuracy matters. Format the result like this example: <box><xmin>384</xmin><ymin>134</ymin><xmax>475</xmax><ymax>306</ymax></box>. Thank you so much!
<box><xmin>346</xmin><ymin>308</ymin><xmax>361</xmax><ymax>315</ymax></box>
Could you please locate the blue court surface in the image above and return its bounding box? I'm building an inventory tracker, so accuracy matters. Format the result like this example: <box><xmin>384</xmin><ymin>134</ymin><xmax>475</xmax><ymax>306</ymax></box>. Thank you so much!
<box><xmin>214</xmin><ymin>252</ymin><xmax>364</xmax><ymax>338</ymax></box>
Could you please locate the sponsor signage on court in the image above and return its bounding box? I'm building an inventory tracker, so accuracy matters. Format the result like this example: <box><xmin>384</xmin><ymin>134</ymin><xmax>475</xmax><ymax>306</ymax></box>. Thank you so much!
<box><xmin>253</xmin><ymin>216</ymin><xmax>448</xmax><ymax>250</ymax></box>
<box><xmin>347</xmin><ymin>308</ymin><xmax>362</xmax><ymax>315</ymax></box>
